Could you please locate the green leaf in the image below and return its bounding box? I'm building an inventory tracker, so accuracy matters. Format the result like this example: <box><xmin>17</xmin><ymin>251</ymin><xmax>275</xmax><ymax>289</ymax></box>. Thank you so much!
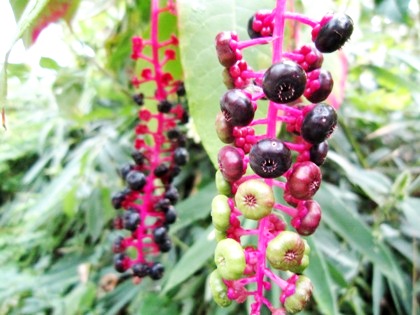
<box><xmin>372</xmin><ymin>266</ymin><xmax>384</xmax><ymax>315</ymax></box>
<box><xmin>163</xmin><ymin>226</ymin><xmax>216</xmax><ymax>293</ymax></box>
<box><xmin>316</xmin><ymin>184</ymin><xmax>406</xmax><ymax>292</ymax></box>
<box><xmin>306</xmin><ymin>237</ymin><xmax>340</xmax><ymax>315</ymax></box>
<box><xmin>177</xmin><ymin>0</ymin><xmax>273</xmax><ymax>166</ymax></box>
<box><xmin>40</xmin><ymin>57</ymin><xmax>60</xmax><ymax>70</ymax></box>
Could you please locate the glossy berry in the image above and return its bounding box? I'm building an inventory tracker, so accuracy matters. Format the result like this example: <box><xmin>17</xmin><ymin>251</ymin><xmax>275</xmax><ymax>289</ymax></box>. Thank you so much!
<box><xmin>176</xmin><ymin>81</ymin><xmax>186</xmax><ymax>97</ymax></box>
<box><xmin>174</xmin><ymin>147</ymin><xmax>189</xmax><ymax>165</ymax></box>
<box><xmin>153</xmin><ymin>226</ymin><xmax>168</xmax><ymax>243</ymax></box>
<box><xmin>132</xmin><ymin>93</ymin><xmax>144</xmax><ymax>106</ymax></box>
<box><xmin>157</xmin><ymin>100</ymin><xmax>173</xmax><ymax>113</ymax></box>
<box><xmin>266</xmin><ymin>231</ymin><xmax>306</xmax><ymax>271</ymax></box>
<box><xmin>304</xmin><ymin>69</ymin><xmax>333</xmax><ymax>103</ymax></box>
<box><xmin>249</xmin><ymin>138</ymin><xmax>292</xmax><ymax>178</ymax></box>
<box><xmin>314</xmin><ymin>13</ymin><xmax>354</xmax><ymax>53</ymax></box>
<box><xmin>119</xmin><ymin>164</ymin><xmax>133</xmax><ymax>180</ymax></box>
<box><xmin>220</xmin><ymin>89</ymin><xmax>254</xmax><ymax>127</ymax></box>
<box><xmin>301</xmin><ymin>103</ymin><xmax>337</xmax><ymax>144</ymax></box>
<box><xmin>209</xmin><ymin>270</ymin><xmax>232</xmax><ymax>307</ymax></box>
<box><xmin>218</xmin><ymin>145</ymin><xmax>244</xmax><ymax>183</ymax></box>
<box><xmin>309</xmin><ymin>141</ymin><xmax>329</xmax><ymax>166</ymax></box>
<box><xmin>158</xmin><ymin>238</ymin><xmax>172</xmax><ymax>252</ymax></box>
<box><xmin>154</xmin><ymin>198</ymin><xmax>171</xmax><ymax>211</ymax></box>
<box><xmin>262</xmin><ymin>61</ymin><xmax>307</xmax><ymax>103</ymax></box>
<box><xmin>291</xmin><ymin>200</ymin><xmax>322</xmax><ymax>236</ymax></box>
<box><xmin>164</xmin><ymin>186</ymin><xmax>179</xmax><ymax>204</ymax></box>
<box><xmin>286</xmin><ymin>161</ymin><xmax>322</xmax><ymax>200</ymax></box>
<box><xmin>114</xmin><ymin>253</ymin><xmax>128</xmax><ymax>273</ymax></box>
<box><xmin>131</xmin><ymin>151</ymin><xmax>145</xmax><ymax>165</ymax></box>
<box><xmin>154</xmin><ymin>163</ymin><xmax>169</xmax><ymax>177</ymax></box>
<box><xmin>215</xmin><ymin>32</ymin><xmax>237</xmax><ymax>68</ymax></box>
<box><xmin>132</xmin><ymin>263</ymin><xmax>150</xmax><ymax>278</ymax></box>
<box><xmin>235</xmin><ymin>179</ymin><xmax>274</xmax><ymax>220</ymax></box>
<box><xmin>149</xmin><ymin>262</ymin><xmax>165</xmax><ymax>280</ymax></box>
<box><xmin>164</xmin><ymin>206</ymin><xmax>177</xmax><ymax>224</ymax></box>
<box><xmin>111</xmin><ymin>190</ymin><xmax>128</xmax><ymax>209</ymax></box>
<box><xmin>211</xmin><ymin>195</ymin><xmax>231</xmax><ymax>231</ymax></box>
<box><xmin>126</xmin><ymin>170</ymin><xmax>147</xmax><ymax>191</ymax></box>
<box><xmin>167</xmin><ymin>128</ymin><xmax>182</xmax><ymax>140</ymax></box>
<box><xmin>215</xmin><ymin>111</ymin><xmax>234</xmax><ymax>144</ymax></box>
<box><xmin>123</xmin><ymin>211</ymin><xmax>140</xmax><ymax>231</ymax></box>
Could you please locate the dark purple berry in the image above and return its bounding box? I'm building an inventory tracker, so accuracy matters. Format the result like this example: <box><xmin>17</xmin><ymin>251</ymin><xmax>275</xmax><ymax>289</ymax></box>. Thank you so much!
<box><xmin>304</xmin><ymin>69</ymin><xmax>334</xmax><ymax>103</ymax></box>
<box><xmin>176</xmin><ymin>81</ymin><xmax>186</xmax><ymax>97</ymax></box>
<box><xmin>153</xmin><ymin>226</ymin><xmax>168</xmax><ymax>243</ymax></box>
<box><xmin>180</xmin><ymin>110</ymin><xmax>189</xmax><ymax>124</ymax></box>
<box><xmin>126</xmin><ymin>171</ymin><xmax>146</xmax><ymax>191</ymax></box>
<box><xmin>114</xmin><ymin>253</ymin><xmax>128</xmax><ymax>273</ymax></box>
<box><xmin>286</xmin><ymin>161</ymin><xmax>322</xmax><ymax>200</ymax></box>
<box><xmin>119</xmin><ymin>164</ymin><xmax>133</xmax><ymax>180</ymax></box>
<box><xmin>314</xmin><ymin>13</ymin><xmax>354</xmax><ymax>53</ymax></box>
<box><xmin>112</xmin><ymin>235</ymin><xmax>125</xmax><ymax>253</ymax></box>
<box><xmin>218</xmin><ymin>146</ymin><xmax>244</xmax><ymax>183</ymax></box>
<box><xmin>149</xmin><ymin>262</ymin><xmax>165</xmax><ymax>280</ymax></box>
<box><xmin>220</xmin><ymin>89</ymin><xmax>254</xmax><ymax>127</ymax></box>
<box><xmin>215</xmin><ymin>111</ymin><xmax>234</xmax><ymax>143</ymax></box>
<box><xmin>164</xmin><ymin>206</ymin><xmax>177</xmax><ymax>224</ymax></box>
<box><xmin>131</xmin><ymin>151</ymin><xmax>145</xmax><ymax>165</ymax></box>
<box><xmin>174</xmin><ymin>147</ymin><xmax>189</xmax><ymax>166</ymax></box>
<box><xmin>123</xmin><ymin>211</ymin><xmax>140</xmax><ymax>231</ymax></box>
<box><xmin>247</xmin><ymin>10</ymin><xmax>273</xmax><ymax>38</ymax></box>
<box><xmin>132</xmin><ymin>93</ymin><xmax>144</xmax><ymax>106</ymax></box>
<box><xmin>132</xmin><ymin>263</ymin><xmax>150</xmax><ymax>278</ymax></box>
<box><xmin>155</xmin><ymin>198</ymin><xmax>171</xmax><ymax>211</ymax></box>
<box><xmin>167</xmin><ymin>128</ymin><xmax>182</xmax><ymax>140</ymax></box>
<box><xmin>111</xmin><ymin>190</ymin><xmax>128</xmax><ymax>209</ymax></box>
<box><xmin>158</xmin><ymin>238</ymin><xmax>172</xmax><ymax>252</ymax></box>
<box><xmin>301</xmin><ymin>103</ymin><xmax>337</xmax><ymax>144</ymax></box>
<box><xmin>157</xmin><ymin>100</ymin><xmax>173</xmax><ymax>113</ymax></box>
<box><xmin>215</xmin><ymin>32</ymin><xmax>237</xmax><ymax>68</ymax></box>
<box><xmin>247</xmin><ymin>15</ymin><xmax>261</xmax><ymax>39</ymax></box>
<box><xmin>262</xmin><ymin>61</ymin><xmax>307</xmax><ymax>103</ymax></box>
<box><xmin>165</xmin><ymin>186</ymin><xmax>179</xmax><ymax>204</ymax></box>
<box><xmin>249</xmin><ymin>138</ymin><xmax>292</xmax><ymax>178</ymax></box>
<box><xmin>309</xmin><ymin>141</ymin><xmax>329</xmax><ymax>166</ymax></box>
<box><xmin>154</xmin><ymin>163</ymin><xmax>169</xmax><ymax>177</ymax></box>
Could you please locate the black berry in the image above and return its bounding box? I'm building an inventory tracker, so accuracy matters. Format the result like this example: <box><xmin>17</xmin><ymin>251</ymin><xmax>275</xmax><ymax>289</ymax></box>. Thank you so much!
<box><xmin>119</xmin><ymin>164</ymin><xmax>133</xmax><ymax>180</ymax></box>
<box><xmin>301</xmin><ymin>103</ymin><xmax>337</xmax><ymax>144</ymax></box>
<box><xmin>249</xmin><ymin>138</ymin><xmax>292</xmax><ymax>178</ymax></box>
<box><xmin>309</xmin><ymin>141</ymin><xmax>329</xmax><ymax>166</ymax></box>
<box><xmin>314</xmin><ymin>13</ymin><xmax>354</xmax><ymax>53</ymax></box>
<box><xmin>165</xmin><ymin>186</ymin><xmax>179</xmax><ymax>204</ymax></box>
<box><xmin>126</xmin><ymin>170</ymin><xmax>147</xmax><ymax>191</ymax></box>
<box><xmin>164</xmin><ymin>206</ymin><xmax>177</xmax><ymax>224</ymax></box>
<box><xmin>157</xmin><ymin>100</ymin><xmax>173</xmax><ymax>113</ymax></box>
<box><xmin>131</xmin><ymin>151</ymin><xmax>145</xmax><ymax>165</ymax></box>
<box><xmin>114</xmin><ymin>253</ymin><xmax>127</xmax><ymax>273</ymax></box>
<box><xmin>132</xmin><ymin>263</ymin><xmax>150</xmax><ymax>278</ymax></box>
<box><xmin>123</xmin><ymin>211</ymin><xmax>140</xmax><ymax>231</ymax></box>
<box><xmin>176</xmin><ymin>81</ymin><xmax>186</xmax><ymax>97</ymax></box>
<box><xmin>220</xmin><ymin>89</ymin><xmax>254</xmax><ymax>127</ymax></box>
<box><xmin>132</xmin><ymin>93</ymin><xmax>144</xmax><ymax>106</ymax></box>
<box><xmin>154</xmin><ymin>163</ymin><xmax>169</xmax><ymax>177</ymax></box>
<box><xmin>304</xmin><ymin>69</ymin><xmax>334</xmax><ymax>103</ymax></box>
<box><xmin>153</xmin><ymin>226</ymin><xmax>168</xmax><ymax>243</ymax></box>
<box><xmin>111</xmin><ymin>190</ymin><xmax>128</xmax><ymax>209</ymax></box>
<box><xmin>155</xmin><ymin>198</ymin><xmax>171</xmax><ymax>211</ymax></box>
<box><xmin>262</xmin><ymin>61</ymin><xmax>307</xmax><ymax>103</ymax></box>
<box><xmin>174</xmin><ymin>147</ymin><xmax>189</xmax><ymax>166</ymax></box>
<box><xmin>149</xmin><ymin>262</ymin><xmax>165</xmax><ymax>280</ymax></box>
<box><xmin>158</xmin><ymin>238</ymin><xmax>172</xmax><ymax>252</ymax></box>
<box><xmin>112</xmin><ymin>235</ymin><xmax>125</xmax><ymax>253</ymax></box>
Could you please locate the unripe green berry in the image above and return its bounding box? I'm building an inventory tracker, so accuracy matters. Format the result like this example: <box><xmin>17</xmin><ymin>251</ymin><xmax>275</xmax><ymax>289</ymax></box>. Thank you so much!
<box><xmin>235</xmin><ymin>179</ymin><xmax>274</xmax><ymax>220</ymax></box>
<box><xmin>211</xmin><ymin>195</ymin><xmax>231</xmax><ymax>231</ymax></box>
<box><xmin>284</xmin><ymin>275</ymin><xmax>313</xmax><ymax>313</ymax></box>
<box><xmin>209</xmin><ymin>269</ymin><xmax>232</xmax><ymax>307</ymax></box>
<box><xmin>215</xmin><ymin>169</ymin><xmax>232</xmax><ymax>196</ymax></box>
<box><xmin>214</xmin><ymin>229</ymin><xmax>227</xmax><ymax>242</ymax></box>
<box><xmin>266</xmin><ymin>231</ymin><xmax>305</xmax><ymax>271</ymax></box>
<box><xmin>214</xmin><ymin>238</ymin><xmax>246</xmax><ymax>280</ymax></box>
<box><xmin>288</xmin><ymin>239</ymin><xmax>310</xmax><ymax>274</ymax></box>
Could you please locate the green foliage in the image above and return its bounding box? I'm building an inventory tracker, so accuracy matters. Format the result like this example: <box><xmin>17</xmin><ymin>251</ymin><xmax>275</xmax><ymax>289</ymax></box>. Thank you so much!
<box><xmin>0</xmin><ymin>0</ymin><xmax>419</xmax><ymax>314</ymax></box>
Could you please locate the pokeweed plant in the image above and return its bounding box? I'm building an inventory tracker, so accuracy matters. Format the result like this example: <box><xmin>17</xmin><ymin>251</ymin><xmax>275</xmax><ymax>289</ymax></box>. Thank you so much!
<box><xmin>210</xmin><ymin>0</ymin><xmax>353</xmax><ymax>314</ymax></box>
<box><xmin>110</xmin><ymin>0</ymin><xmax>189</xmax><ymax>282</ymax></box>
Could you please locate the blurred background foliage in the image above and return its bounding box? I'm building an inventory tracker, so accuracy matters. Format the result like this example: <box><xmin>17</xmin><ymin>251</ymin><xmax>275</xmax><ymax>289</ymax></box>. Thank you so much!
<box><xmin>0</xmin><ymin>0</ymin><xmax>419</xmax><ymax>314</ymax></box>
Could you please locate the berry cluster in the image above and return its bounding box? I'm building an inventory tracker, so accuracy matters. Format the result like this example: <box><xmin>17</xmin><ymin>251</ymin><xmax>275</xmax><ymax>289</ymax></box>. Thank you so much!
<box><xmin>111</xmin><ymin>0</ymin><xmax>188</xmax><ymax>282</ymax></box>
<box><xmin>211</xmin><ymin>1</ymin><xmax>353</xmax><ymax>314</ymax></box>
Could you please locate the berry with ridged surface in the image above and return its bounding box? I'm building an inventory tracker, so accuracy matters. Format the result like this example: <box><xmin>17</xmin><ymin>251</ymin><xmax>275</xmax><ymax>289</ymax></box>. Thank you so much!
<box><xmin>262</xmin><ymin>61</ymin><xmax>307</xmax><ymax>104</ymax></box>
<box><xmin>249</xmin><ymin>138</ymin><xmax>292</xmax><ymax>178</ymax></box>
<box><xmin>126</xmin><ymin>170</ymin><xmax>147</xmax><ymax>191</ymax></box>
<box><xmin>215</xmin><ymin>32</ymin><xmax>237</xmax><ymax>68</ymax></box>
<box><xmin>301</xmin><ymin>103</ymin><xmax>337</xmax><ymax>144</ymax></box>
<box><xmin>247</xmin><ymin>10</ymin><xmax>274</xmax><ymax>38</ymax></box>
<box><xmin>220</xmin><ymin>89</ymin><xmax>254</xmax><ymax>127</ymax></box>
<box><xmin>294</xmin><ymin>44</ymin><xmax>323</xmax><ymax>72</ymax></box>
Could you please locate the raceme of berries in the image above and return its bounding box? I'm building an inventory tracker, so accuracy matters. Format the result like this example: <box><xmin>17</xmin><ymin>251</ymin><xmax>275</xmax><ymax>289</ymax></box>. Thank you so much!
<box><xmin>212</xmin><ymin>1</ymin><xmax>353</xmax><ymax>314</ymax></box>
<box><xmin>110</xmin><ymin>0</ymin><xmax>189</xmax><ymax>282</ymax></box>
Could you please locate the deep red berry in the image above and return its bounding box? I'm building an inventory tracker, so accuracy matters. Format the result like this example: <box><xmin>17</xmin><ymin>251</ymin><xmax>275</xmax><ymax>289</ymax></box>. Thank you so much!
<box><xmin>294</xmin><ymin>44</ymin><xmax>324</xmax><ymax>72</ymax></box>
<box><xmin>215</xmin><ymin>32</ymin><xmax>237</xmax><ymax>68</ymax></box>
<box><xmin>286</xmin><ymin>161</ymin><xmax>322</xmax><ymax>200</ymax></box>
<box><xmin>291</xmin><ymin>200</ymin><xmax>322</xmax><ymax>236</ymax></box>
<box><xmin>249</xmin><ymin>138</ymin><xmax>292</xmax><ymax>178</ymax></box>
<box><xmin>304</xmin><ymin>69</ymin><xmax>334</xmax><ymax>103</ymax></box>
<box><xmin>309</xmin><ymin>141</ymin><xmax>329</xmax><ymax>166</ymax></box>
<box><xmin>314</xmin><ymin>13</ymin><xmax>354</xmax><ymax>53</ymax></box>
<box><xmin>262</xmin><ymin>61</ymin><xmax>307</xmax><ymax>103</ymax></box>
<box><xmin>301</xmin><ymin>103</ymin><xmax>337</xmax><ymax>144</ymax></box>
<box><xmin>215</xmin><ymin>111</ymin><xmax>235</xmax><ymax>143</ymax></box>
<box><xmin>220</xmin><ymin>89</ymin><xmax>255</xmax><ymax>127</ymax></box>
<box><xmin>218</xmin><ymin>145</ymin><xmax>245</xmax><ymax>183</ymax></box>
